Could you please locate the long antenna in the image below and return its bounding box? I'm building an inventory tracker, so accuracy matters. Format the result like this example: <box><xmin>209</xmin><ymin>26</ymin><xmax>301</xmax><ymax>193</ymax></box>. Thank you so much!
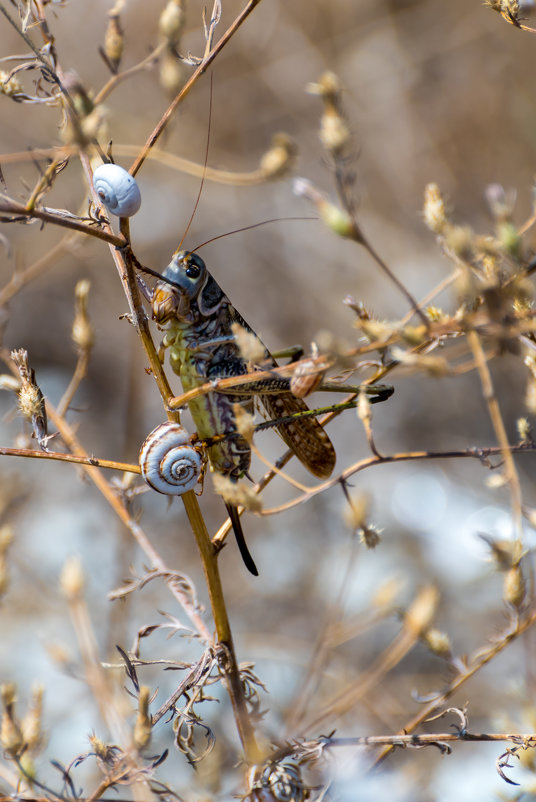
<box><xmin>193</xmin><ymin>217</ymin><xmax>315</xmax><ymax>252</ymax></box>
<box><xmin>173</xmin><ymin>73</ymin><xmax>214</xmax><ymax>256</ymax></box>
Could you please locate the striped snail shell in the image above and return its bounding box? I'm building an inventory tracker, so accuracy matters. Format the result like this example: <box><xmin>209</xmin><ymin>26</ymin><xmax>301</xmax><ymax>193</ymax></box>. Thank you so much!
<box><xmin>139</xmin><ymin>422</ymin><xmax>202</xmax><ymax>495</ymax></box>
<box><xmin>92</xmin><ymin>163</ymin><xmax>141</xmax><ymax>217</ymax></box>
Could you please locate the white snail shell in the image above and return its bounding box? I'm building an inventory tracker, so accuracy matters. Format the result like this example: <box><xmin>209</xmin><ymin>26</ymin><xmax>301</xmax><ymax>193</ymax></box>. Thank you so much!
<box><xmin>92</xmin><ymin>163</ymin><xmax>141</xmax><ymax>217</ymax></box>
<box><xmin>139</xmin><ymin>422</ymin><xmax>202</xmax><ymax>495</ymax></box>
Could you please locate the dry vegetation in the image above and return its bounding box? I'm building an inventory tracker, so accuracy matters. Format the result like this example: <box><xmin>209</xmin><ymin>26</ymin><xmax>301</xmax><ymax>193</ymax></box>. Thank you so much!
<box><xmin>2</xmin><ymin>1</ymin><xmax>536</xmax><ymax>800</ymax></box>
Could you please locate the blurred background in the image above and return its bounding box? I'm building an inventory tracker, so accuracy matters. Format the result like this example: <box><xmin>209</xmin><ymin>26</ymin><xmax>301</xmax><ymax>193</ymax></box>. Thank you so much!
<box><xmin>2</xmin><ymin>1</ymin><xmax>536</xmax><ymax>799</ymax></box>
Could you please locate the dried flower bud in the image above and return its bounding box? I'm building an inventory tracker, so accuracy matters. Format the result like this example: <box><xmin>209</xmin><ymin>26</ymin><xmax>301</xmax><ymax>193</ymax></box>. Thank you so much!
<box><xmin>0</xmin><ymin>525</ymin><xmax>14</xmax><ymax>554</ymax></box>
<box><xmin>320</xmin><ymin>109</ymin><xmax>351</xmax><ymax>156</ymax></box>
<box><xmin>89</xmin><ymin>733</ymin><xmax>117</xmax><ymax>766</ymax></box>
<box><xmin>259</xmin><ymin>133</ymin><xmax>297</xmax><ymax>179</ymax></box>
<box><xmin>133</xmin><ymin>686</ymin><xmax>152</xmax><ymax>749</ymax></box>
<box><xmin>404</xmin><ymin>586</ymin><xmax>439</xmax><ymax>638</ymax></box>
<box><xmin>504</xmin><ymin>564</ymin><xmax>526</xmax><ymax>609</ymax></box>
<box><xmin>231</xmin><ymin>322</ymin><xmax>265</xmax><ymax>364</ymax></box>
<box><xmin>60</xmin><ymin>556</ymin><xmax>85</xmax><ymax>600</ymax></box>
<box><xmin>293</xmin><ymin>178</ymin><xmax>362</xmax><ymax>242</ymax></box>
<box><xmin>104</xmin><ymin>12</ymin><xmax>123</xmax><ymax>73</ymax></box>
<box><xmin>80</xmin><ymin>105</ymin><xmax>109</xmax><ymax>143</ymax></box>
<box><xmin>423</xmin><ymin>628</ymin><xmax>452</xmax><ymax>659</ymax></box>
<box><xmin>212</xmin><ymin>475</ymin><xmax>262</xmax><ymax>513</ymax></box>
<box><xmin>444</xmin><ymin>225</ymin><xmax>475</xmax><ymax>261</ymax></box>
<box><xmin>423</xmin><ymin>183</ymin><xmax>447</xmax><ymax>234</ymax></box>
<box><xmin>479</xmin><ymin>533</ymin><xmax>523</xmax><ymax>570</ymax></box>
<box><xmin>21</xmin><ymin>685</ymin><xmax>43</xmax><ymax>752</ymax></box>
<box><xmin>159</xmin><ymin>0</ymin><xmax>186</xmax><ymax>44</ymax></box>
<box><xmin>1</xmin><ymin>684</ymin><xmax>22</xmax><ymax>756</ymax></box>
<box><xmin>72</xmin><ymin>280</ymin><xmax>94</xmax><ymax>351</ymax></box>
<box><xmin>372</xmin><ymin>577</ymin><xmax>403</xmax><ymax>610</ymax></box>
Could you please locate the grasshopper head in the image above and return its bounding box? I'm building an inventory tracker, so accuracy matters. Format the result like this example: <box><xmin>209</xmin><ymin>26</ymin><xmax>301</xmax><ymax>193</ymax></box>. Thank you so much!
<box><xmin>153</xmin><ymin>250</ymin><xmax>226</xmax><ymax>323</ymax></box>
<box><xmin>152</xmin><ymin>251</ymin><xmax>207</xmax><ymax>324</ymax></box>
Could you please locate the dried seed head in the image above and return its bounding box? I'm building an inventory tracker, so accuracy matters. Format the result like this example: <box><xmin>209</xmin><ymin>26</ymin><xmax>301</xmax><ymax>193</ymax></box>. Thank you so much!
<box><xmin>159</xmin><ymin>46</ymin><xmax>185</xmax><ymax>96</ymax></box>
<box><xmin>0</xmin><ymin>524</ymin><xmax>14</xmax><ymax>554</ymax></box>
<box><xmin>72</xmin><ymin>280</ymin><xmax>94</xmax><ymax>351</ymax></box>
<box><xmin>372</xmin><ymin>577</ymin><xmax>403</xmax><ymax>610</ymax></box>
<box><xmin>360</xmin><ymin>524</ymin><xmax>382</xmax><ymax>549</ymax></box>
<box><xmin>60</xmin><ymin>555</ymin><xmax>85</xmax><ymax>600</ymax></box>
<box><xmin>259</xmin><ymin>133</ymin><xmax>297</xmax><ymax>179</ymax></box>
<box><xmin>21</xmin><ymin>685</ymin><xmax>43</xmax><ymax>752</ymax></box>
<box><xmin>517</xmin><ymin>417</ymin><xmax>532</xmax><ymax>443</ymax></box>
<box><xmin>212</xmin><ymin>475</ymin><xmax>262</xmax><ymax>513</ymax></box>
<box><xmin>0</xmin><ymin>70</ymin><xmax>23</xmax><ymax>98</ymax></box>
<box><xmin>403</xmin><ymin>586</ymin><xmax>439</xmax><ymax>638</ymax></box>
<box><xmin>293</xmin><ymin>177</ymin><xmax>362</xmax><ymax>241</ymax></box>
<box><xmin>319</xmin><ymin>110</ymin><xmax>351</xmax><ymax>156</ymax></box>
<box><xmin>423</xmin><ymin>183</ymin><xmax>448</xmax><ymax>234</ymax></box>
<box><xmin>480</xmin><ymin>533</ymin><xmax>523</xmax><ymax>570</ymax></box>
<box><xmin>423</xmin><ymin>628</ymin><xmax>452</xmax><ymax>659</ymax></box>
<box><xmin>444</xmin><ymin>225</ymin><xmax>476</xmax><ymax>262</ymax></box>
<box><xmin>426</xmin><ymin>305</ymin><xmax>447</xmax><ymax>322</ymax></box>
<box><xmin>497</xmin><ymin>221</ymin><xmax>522</xmax><ymax>258</ymax></box>
<box><xmin>104</xmin><ymin>12</ymin><xmax>123</xmax><ymax>72</ymax></box>
<box><xmin>233</xmin><ymin>404</ymin><xmax>256</xmax><ymax>443</ymax></box>
<box><xmin>1</xmin><ymin>684</ymin><xmax>22</xmax><ymax>756</ymax></box>
<box><xmin>485</xmin><ymin>183</ymin><xmax>516</xmax><ymax>222</ymax></box>
<box><xmin>80</xmin><ymin>105</ymin><xmax>109</xmax><ymax>143</ymax></box>
<box><xmin>133</xmin><ymin>686</ymin><xmax>152</xmax><ymax>749</ymax></box>
<box><xmin>159</xmin><ymin>0</ymin><xmax>186</xmax><ymax>44</ymax></box>
<box><xmin>504</xmin><ymin>564</ymin><xmax>526</xmax><ymax>609</ymax></box>
<box><xmin>231</xmin><ymin>322</ymin><xmax>265</xmax><ymax>364</ymax></box>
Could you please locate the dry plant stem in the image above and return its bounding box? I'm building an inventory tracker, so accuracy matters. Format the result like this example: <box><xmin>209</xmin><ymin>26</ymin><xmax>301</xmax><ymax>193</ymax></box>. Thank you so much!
<box><xmin>373</xmin><ymin>607</ymin><xmax>536</xmax><ymax>766</ymax></box>
<box><xmin>298</xmin><ymin>615</ymin><xmax>424</xmax><ymax>737</ymax></box>
<box><xmin>108</xmin><ymin>219</ymin><xmax>260</xmax><ymax>760</ymax></box>
<box><xmin>180</xmin><ymin>489</ymin><xmax>261</xmax><ymax>763</ymax></box>
<box><xmin>0</xmin><ymin>235</ymin><xmax>75</xmax><ymax>307</ymax></box>
<box><xmin>57</xmin><ymin>347</ymin><xmax>90</xmax><ymax>418</ymax></box>
<box><xmin>129</xmin><ymin>0</ymin><xmax>265</xmax><ymax>177</ymax></box>
<box><xmin>0</xmin><ymin>197</ymin><xmax>125</xmax><ymax>246</ymax></box>
<box><xmin>94</xmin><ymin>42</ymin><xmax>166</xmax><ymax>104</ymax></box>
<box><xmin>321</xmin><ymin>730</ymin><xmax>536</xmax><ymax>750</ymax></box>
<box><xmin>0</xmin><ymin>444</ymin><xmax>139</xmax><ymax>473</ymax></box>
<box><xmin>467</xmin><ymin>329</ymin><xmax>523</xmax><ymax>536</ymax></box>
<box><xmin>359</xmin><ymin>234</ymin><xmax>429</xmax><ymax>329</ymax></box>
<box><xmin>117</xmin><ymin>144</ymin><xmax>279</xmax><ymax>186</ymax></box>
<box><xmin>66</xmin><ymin>587</ymin><xmax>128</xmax><ymax>743</ymax></box>
<box><xmin>44</xmin><ymin>403</ymin><xmax>211</xmax><ymax>642</ymax></box>
<box><xmin>285</xmin><ymin>535</ymin><xmax>361</xmax><ymax>735</ymax></box>
<box><xmin>260</xmin><ymin>442</ymin><xmax>536</xmax><ymax>517</ymax></box>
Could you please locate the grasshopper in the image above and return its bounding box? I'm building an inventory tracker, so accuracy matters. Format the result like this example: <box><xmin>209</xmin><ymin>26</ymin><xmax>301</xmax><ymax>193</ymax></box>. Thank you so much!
<box><xmin>150</xmin><ymin>248</ymin><xmax>337</xmax><ymax>576</ymax></box>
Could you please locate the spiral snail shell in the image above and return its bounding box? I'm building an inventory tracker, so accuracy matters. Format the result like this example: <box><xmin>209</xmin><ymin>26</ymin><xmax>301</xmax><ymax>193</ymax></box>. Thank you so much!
<box><xmin>139</xmin><ymin>422</ymin><xmax>202</xmax><ymax>495</ymax></box>
<box><xmin>92</xmin><ymin>163</ymin><xmax>141</xmax><ymax>217</ymax></box>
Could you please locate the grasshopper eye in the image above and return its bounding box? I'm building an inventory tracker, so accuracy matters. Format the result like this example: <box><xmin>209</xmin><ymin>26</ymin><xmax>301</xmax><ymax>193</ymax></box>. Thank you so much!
<box><xmin>186</xmin><ymin>263</ymin><xmax>201</xmax><ymax>279</ymax></box>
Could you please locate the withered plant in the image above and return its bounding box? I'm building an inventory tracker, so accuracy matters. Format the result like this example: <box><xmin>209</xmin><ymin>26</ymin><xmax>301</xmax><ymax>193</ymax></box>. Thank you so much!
<box><xmin>2</xmin><ymin>1</ymin><xmax>536</xmax><ymax>800</ymax></box>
